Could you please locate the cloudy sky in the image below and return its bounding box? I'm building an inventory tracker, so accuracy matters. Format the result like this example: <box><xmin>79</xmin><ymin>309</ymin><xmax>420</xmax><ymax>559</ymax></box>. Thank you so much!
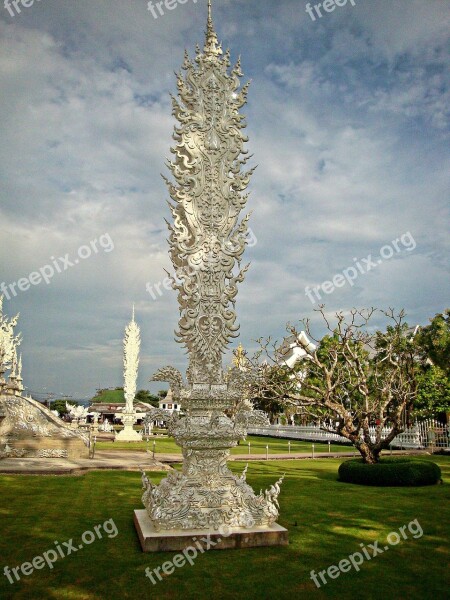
<box><xmin>0</xmin><ymin>0</ymin><xmax>449</xmax><ymax>400</ymax></box>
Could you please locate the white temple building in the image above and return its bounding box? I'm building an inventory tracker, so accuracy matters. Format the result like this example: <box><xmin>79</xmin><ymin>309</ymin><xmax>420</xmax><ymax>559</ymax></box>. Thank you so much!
<box><xmin>273</xmin><ymin>332</ymin><xmax>316</xmax><ymax>425</ymax></box>
<box><xmin>158</xmin><ymin>388</ymin><xmax>181</xmax><ymax>415</ymax></box>
<box><xmin>276</xmin><ymin>331</ymin><xmax>317</xmax><ymax>369</ymax></box>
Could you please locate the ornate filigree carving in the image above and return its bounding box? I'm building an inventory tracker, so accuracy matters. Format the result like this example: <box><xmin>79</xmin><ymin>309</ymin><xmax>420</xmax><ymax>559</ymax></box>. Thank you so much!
<box><xmin>0</xmin><ymin>394</ymin><xmax>89</xmax><ymax>460</ymax></box>
<box><xmin>1</xmin><ymin>396</ymin><xmax>89</xmax><ymax>443</ymax></box>
<box><xmin>141</xmin><ymin>458</ymin><xmax>283</xmax><ymax>531</ymax></box>
<box><xmin>150</xmin><ymin>367</ymin><xmax>184</xmax><ymax>400</ymax></box>
<box><xmin>166</xmin><ymin>0</ymin><xmax>254</xmax><ymax>385</ymax></box>
<box><xmin>37</xmin><ymin>449</ymin><xmax>69</xmax><ymax>458</ymax></box>
<box><xmin>143</xmin><ymin>408</ymin><xmax>178</xmax><ymax>435</ymax></box>
<box><xmin>0</xmin><ymin>445</ymin><xmax>27</xmax><ymax>459</ymax></box>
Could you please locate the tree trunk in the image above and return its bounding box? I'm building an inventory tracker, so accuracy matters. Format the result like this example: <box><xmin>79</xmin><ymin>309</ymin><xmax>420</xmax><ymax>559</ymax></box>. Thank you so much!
<box><xmin>356</xmin><ymin>441</ymin><xmax>380</xmax><ymax>464</ymax></box>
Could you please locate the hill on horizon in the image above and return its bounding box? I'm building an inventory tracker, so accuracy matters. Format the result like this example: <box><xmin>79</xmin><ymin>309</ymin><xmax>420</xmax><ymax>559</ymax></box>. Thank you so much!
<box><xmin>91</xmin><ymin>388</ymin><xmax>125</xmax><ymax>404</ymax></box>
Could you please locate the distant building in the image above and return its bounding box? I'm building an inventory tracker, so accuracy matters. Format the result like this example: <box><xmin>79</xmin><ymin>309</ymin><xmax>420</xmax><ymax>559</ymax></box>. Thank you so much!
<box><xmin>158</xmin><ymin>388</ymin><xmax>181</xmax><ymax>414</ymax></box>
<box><xmin>87</xmin><ymin>401</ymin><xmax>154</xmax><ymax>424</ymax></box>
<box><xmin>276</xmin><ymin>331</ymin><xmax>316</xmax><ymax>369</ymax></box>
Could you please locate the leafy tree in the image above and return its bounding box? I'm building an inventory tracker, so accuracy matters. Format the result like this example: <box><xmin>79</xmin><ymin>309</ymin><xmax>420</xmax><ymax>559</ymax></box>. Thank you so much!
<box><xmin>413</xmin><ymin>366</ymin><xmax>450</xmax><ymax>420</ymax></box>
<box><xmin>415</xmin><ymin>309</ymin><xmax>450</xmax><ymax>374</ymax></box>
<box><xmin>158</xmin><ymin>390</ymin><xmax>168</xmax><ymax>399</ymax></box>
<box><xmin>135</xmin><ymin>389</ymin><xmax>159</xmax><ymax>407</ymax></box>
<box><xmin>252</xmin><ymin>308</ymin><xmax>421</xmax><ymax>464</ymax></box>
<box><xmin>408</xmin><ymin>309</ymin><xmax>450</xmax><ymax>420</ymax></box>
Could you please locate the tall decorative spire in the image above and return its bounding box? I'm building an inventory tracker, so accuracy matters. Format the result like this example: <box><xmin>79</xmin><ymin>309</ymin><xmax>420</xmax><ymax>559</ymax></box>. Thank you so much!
<box><xmin>138</xmin><ymin>2</ymin><xmax>285</xmax><ymax>542</ymax></box>
<box><xmin>17</xmin><ymin>354</ymin><xmax>22</xmax><ymax>379</ymax></box>
<box><xmin>10</xmin><ymin>347</ymin><xmax>17</xmax><ymax>379</ymax></box>
<box><xmin>203</xmin><ymin>0</ymin><xmax>222</xmax><ymax>58</ymax></box>
<box><xmin>17</xmin><ymin>353</ymin><xmax>24</xmax><ymax>394</ymax></box>
<box><xmin>116</xmin><ymin>308</ymin><xmax>143</xmax><ymax>441</ymax></box>
<box><xmin>232</xmin><ymin>343</ymin><xmax>249</xmax><ymax>371</ymax></box>
<box><xmin>0</xmin><ymin>295</ymin><xmax>22</xmax><ymax>393</ymax></box>
<box><xmin>123</xmin><ymin>307</ymin><xmax>140</xmax><ymax>413</ymax></box>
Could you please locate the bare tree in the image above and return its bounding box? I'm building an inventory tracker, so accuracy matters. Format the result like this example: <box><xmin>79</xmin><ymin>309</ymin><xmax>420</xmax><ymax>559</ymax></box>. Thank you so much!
<box><xmin>250</xmin><ymin>307</ymin><xmax>419</xmax><ymax>464</ymax></box>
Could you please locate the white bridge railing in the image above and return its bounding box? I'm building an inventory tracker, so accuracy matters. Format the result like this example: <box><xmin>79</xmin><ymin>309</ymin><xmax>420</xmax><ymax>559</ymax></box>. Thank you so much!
<box><xmin>248</xmin><ymin>419</ymin><xmax>449</xmax><ymax>449</ymax></box>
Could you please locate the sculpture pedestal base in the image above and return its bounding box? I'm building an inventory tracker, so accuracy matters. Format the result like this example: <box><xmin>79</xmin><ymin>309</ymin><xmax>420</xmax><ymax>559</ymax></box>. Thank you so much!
<box><xmin>115</xmin><ymin>428</ymin><xmax>142</xmax><ymax>442</ymax></box>
<box><xmin>134</xmin><ymin>509</ymin><xmax>288</xmax><ymax>552</ymax></box>
<box><xmin>115</xmin><ymin>412</ymin><xmax>142</xmax><ymax>441</ymax></box>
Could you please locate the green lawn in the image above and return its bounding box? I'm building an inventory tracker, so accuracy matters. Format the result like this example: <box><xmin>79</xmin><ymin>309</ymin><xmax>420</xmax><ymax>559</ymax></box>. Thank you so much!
<box><xmin>0</xmin><ymin>457</ymin><xmax>448</xmax><ymax>599</ymax></box>
<box><xmin>97</xmin><ymin>435</ymin><xmax>351</xmax><ymax>455</ymax></box>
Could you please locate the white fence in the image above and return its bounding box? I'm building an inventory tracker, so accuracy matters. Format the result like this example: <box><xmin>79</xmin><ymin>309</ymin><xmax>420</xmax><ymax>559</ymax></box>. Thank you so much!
<box><xmin>248</xmin><ymin>419</ymin><xmax>449</xmax><ymax>449</ymax></box>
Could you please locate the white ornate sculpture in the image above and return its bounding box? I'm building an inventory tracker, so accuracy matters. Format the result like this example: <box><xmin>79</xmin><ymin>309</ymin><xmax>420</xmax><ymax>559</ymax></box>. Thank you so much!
<box><xmin>139</xmin><ymin>1</ymin><xmax>285</xmax><ymax>541</ymax></box>
<box><xmin>91</xmin><ymin>411</ymin><xmax>100</xmax><ymax>432</ymax></box>
<box><xmin>115</xmin><ymin>307</ymin><xmax>142</xmax><ymax>441</ymax></box>
<box><xmin>66</xmin><ymin>402</ymin><xmax>89</xmax><ymax>426</ymax></box>
<box><xmin>99</xmin><ymin>417</ymin><xmax>113</xmax><ymax>433</ymax></box>
<box><xmin>0</xmin><ymin>295</ymin><xmax>22</xmax><ymax>395</ymax></box>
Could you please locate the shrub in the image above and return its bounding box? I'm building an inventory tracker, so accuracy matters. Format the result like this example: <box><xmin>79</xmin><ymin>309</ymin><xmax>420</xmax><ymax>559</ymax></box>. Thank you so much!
<box><xmin>338</xmin><ymin>457</ymin><xmax>442</xmax><ymax>487</ymax></box>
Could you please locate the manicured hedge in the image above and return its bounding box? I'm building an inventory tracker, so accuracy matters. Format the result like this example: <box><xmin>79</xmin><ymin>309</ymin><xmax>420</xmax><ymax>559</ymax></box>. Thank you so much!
<box><xmin>338</xmin><ymin>457</ymin><xmax>442</xmax><ymax>487</ymax></box>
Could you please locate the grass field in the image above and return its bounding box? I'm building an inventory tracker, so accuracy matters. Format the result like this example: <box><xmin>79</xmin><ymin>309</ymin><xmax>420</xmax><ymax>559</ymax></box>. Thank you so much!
<box><xmin>96</xmin><ymin>435</ymin><xmax>351</xmax><ymax>455</ymax></box>
<box><xmin>0</xmin><ymin>456</ymin><xmax>448</xmax><ymax>600</ymax></box>
<box><xmin>90</xmin><ymin>389</ymin><xmax>125</xmax><ymax>403</ymax></box>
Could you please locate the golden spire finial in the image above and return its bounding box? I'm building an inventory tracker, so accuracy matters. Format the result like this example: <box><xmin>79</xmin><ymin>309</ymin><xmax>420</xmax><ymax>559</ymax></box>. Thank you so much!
<box><xmin>233</xmin><ymin>343</ymin><xmax>248</xmax><ymax>370</ymax></box>
<box><xmin>204</xmin><ymin>0</ymin><xmax>222</xmax><ymax>58</ymax></box>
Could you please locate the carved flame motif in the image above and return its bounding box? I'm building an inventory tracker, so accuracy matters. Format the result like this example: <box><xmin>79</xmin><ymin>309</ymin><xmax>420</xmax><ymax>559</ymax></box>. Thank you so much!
<box><xmin>165</xmin><ymin>2</ymin><xmax>254</xmax><ymax>384</ymax></box>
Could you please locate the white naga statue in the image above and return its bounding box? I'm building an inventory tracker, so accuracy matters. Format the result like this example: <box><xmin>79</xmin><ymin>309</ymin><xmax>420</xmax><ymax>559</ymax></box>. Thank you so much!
<box><xmin>115</xmin><ymin>307</ymin><xmax>142</xmax><ymax>441</ymax></box>
<box><xmin>139</xmin><ymin>1</ymin><xmax>286</xmax><ymax>545</ymax></box>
